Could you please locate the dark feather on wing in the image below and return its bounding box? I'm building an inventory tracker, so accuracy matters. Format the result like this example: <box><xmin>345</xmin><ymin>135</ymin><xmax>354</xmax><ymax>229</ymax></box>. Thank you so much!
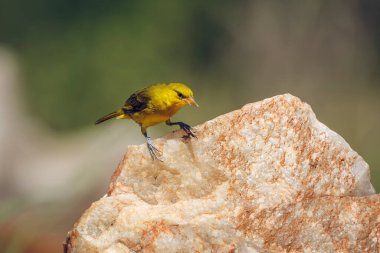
<box><xmin>122</xmin><ymin>90</ymin><xmax>150</xmax><ymax>114</ymax></box>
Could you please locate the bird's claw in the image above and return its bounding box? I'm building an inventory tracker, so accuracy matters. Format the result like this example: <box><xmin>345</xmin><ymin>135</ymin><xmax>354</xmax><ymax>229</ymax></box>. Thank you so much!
<box><xmin>146</xmin><ymin>137</ymin><xmax>162</xmax><ymax>161</ymax></box>
<box><xmin>180</xmin><ymin>123</ymin><xmax>197</xmax><ymax>140</ymax></box>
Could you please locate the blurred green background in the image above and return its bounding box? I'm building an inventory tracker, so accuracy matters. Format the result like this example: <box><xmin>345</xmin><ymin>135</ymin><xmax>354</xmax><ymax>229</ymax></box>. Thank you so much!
<box><xmin>0</xmin><ymin>1</ymin><xmax>379</xmax><ymax>252</ymax></box>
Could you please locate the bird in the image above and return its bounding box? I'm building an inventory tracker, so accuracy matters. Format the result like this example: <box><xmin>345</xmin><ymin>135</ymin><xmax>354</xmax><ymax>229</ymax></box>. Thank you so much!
<box><xmin>95</xmin><ymin>82</ymin><xmax>198</xmax><ymax>160</ymax></box>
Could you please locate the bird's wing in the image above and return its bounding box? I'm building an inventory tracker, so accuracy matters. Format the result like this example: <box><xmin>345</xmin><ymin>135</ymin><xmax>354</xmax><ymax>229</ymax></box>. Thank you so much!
<box><xmin>123</xmin><ymin>90</ymin><xmax>150</xmax><ymax>114</ymax></box>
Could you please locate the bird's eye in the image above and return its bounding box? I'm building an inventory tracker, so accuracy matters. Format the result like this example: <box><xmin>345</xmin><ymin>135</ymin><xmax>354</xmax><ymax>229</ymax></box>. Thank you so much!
<box><xmin>176</xmin><ymin>91</ymin><xmax>185</xmax><ymax>99</ymax></box>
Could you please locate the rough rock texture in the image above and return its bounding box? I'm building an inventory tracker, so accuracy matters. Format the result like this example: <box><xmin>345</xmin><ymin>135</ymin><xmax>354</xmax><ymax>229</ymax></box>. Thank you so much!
<box><xmin>65</xmin><ymin>94</ymin><xmax>379</xmax><ymax>253</ymax></box>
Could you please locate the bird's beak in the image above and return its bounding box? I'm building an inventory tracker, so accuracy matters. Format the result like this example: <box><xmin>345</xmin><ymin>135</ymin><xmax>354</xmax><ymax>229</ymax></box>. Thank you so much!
<box><xmin>185</xmin><ymin>96</ymin><xmax>199</xmax><ymax>107</ymax></box>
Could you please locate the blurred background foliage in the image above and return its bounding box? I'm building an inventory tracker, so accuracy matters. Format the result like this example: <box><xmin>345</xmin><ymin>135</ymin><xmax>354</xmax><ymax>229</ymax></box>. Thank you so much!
<box><xmin>0</xmin><ymin>0</ymin><xmax>379</xmax><ymax>252</ymax></box>
<box><xmin>1</xmin><ymin>0</ymin><xmax>242</xmax><ymax>130</ymax></box>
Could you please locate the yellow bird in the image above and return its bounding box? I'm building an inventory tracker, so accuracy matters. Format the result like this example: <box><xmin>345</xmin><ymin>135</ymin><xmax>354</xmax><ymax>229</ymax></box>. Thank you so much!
<box><xmin>95</xmin><ymin>82</ymin><xmax>198</xmax><ymax>160</ymax></box>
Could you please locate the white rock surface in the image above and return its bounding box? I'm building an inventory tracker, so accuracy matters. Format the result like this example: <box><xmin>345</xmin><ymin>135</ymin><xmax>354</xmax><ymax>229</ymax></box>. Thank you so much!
<box><xmin>65</xmin><ymin>94</ymin><xmax>379</xmax><ymax>253</ymax></box>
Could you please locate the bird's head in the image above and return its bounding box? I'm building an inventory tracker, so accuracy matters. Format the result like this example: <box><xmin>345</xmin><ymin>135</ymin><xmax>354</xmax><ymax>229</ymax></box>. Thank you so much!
<box><xmin>167</xmin><ymin>83</ymin><xmax>199</xmax><ymax>107</ymax></box>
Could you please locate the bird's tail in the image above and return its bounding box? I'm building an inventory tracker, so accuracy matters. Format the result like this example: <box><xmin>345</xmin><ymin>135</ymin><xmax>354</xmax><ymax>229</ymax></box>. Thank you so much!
<box><xmin>95</xmin><ymin>109</ymin><xmax>125</xmax><ymax>125</ymax></box>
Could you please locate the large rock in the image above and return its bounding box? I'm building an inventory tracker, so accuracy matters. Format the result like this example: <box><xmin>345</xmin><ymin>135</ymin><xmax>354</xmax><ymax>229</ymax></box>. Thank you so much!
<box><xmin>65</xmin><ymin>94</ymin><xmax>379</xmax><ymax>253</ymax></box>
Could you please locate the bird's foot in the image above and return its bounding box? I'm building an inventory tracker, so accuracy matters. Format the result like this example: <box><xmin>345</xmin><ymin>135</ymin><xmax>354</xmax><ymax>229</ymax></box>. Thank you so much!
<box><xmin>146</xmin><ymin>137</ymin><xmax>162</xmax><ymax>161</ymax></box>
<box><xmin>179</xmin><ymin>123</ymin><xmax>197</xmax><ymax>140</ymax></box>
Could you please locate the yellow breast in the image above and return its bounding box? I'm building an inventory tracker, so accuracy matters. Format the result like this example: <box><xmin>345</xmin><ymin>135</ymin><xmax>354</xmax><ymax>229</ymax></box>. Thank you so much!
<box><xmin>132</xmin><ymin>103</ymin><xmax>183</xmax><ymax>128</ymax></box>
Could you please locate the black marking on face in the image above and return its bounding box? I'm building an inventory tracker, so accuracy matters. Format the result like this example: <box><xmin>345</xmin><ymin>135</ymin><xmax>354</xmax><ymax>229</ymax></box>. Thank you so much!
<box><xmin>175</xmin><ymin>90</ymin><xmax>186</xmax><ymax>99</ymax></box>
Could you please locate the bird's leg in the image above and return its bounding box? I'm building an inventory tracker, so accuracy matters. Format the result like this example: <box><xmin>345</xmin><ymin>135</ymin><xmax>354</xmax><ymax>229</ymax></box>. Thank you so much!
<box><xmin>166</xmin><ymin>119</ymin><xmax>197</xmax><ymax>139</ymax></box>
<box><xmin>141</xmin><ymin>127</ymin><xmax>162</xmax><ymax>161</ymax></box>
